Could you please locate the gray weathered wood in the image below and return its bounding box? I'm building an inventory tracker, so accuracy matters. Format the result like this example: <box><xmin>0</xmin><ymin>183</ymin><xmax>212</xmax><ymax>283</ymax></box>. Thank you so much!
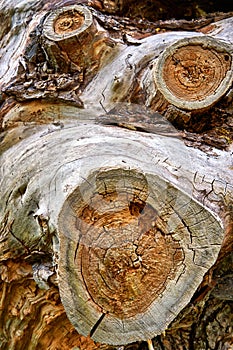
<box><xmin>0</xmin><ymin>1</ymin><xmax>232</xmax><ymax>347</ymax></box>
<box><xmin>0</xmin><ymin>111</ymin><xmax>231</xmax><ymax>343</ymax></box>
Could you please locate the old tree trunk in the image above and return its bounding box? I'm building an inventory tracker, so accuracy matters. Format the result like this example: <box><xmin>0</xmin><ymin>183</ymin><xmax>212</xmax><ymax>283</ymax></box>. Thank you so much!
<box><xmin>0</xmin><ymin>0</ymin><xmax>233</xmax><ymax>349</ymax></box>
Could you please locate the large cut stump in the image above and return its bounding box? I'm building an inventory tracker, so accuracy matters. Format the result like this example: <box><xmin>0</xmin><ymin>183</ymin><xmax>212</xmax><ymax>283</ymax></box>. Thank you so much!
<box><xmin>1</xmin><ymin>112</ymin><xmax>229</xmax><ymax>345</ymax></box>
<box><xmin>58</xmin><ymin>167</ymin><xmax>223</xmax><ymax>345</ymax></box>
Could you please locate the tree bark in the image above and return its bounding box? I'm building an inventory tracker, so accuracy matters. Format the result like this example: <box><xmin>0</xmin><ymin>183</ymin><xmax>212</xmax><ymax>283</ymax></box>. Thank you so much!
<box><xmin>0</xmin><ymin>1</ymin><xmax>232</xmax><ymax>349</ymax></box>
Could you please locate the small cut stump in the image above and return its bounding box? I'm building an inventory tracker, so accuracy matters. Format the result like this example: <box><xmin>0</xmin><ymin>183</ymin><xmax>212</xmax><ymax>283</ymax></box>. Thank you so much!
<box><xmin>153</xmin><ymin>36</ymin><xmax>233</xmax><ymax>110</ymax></box>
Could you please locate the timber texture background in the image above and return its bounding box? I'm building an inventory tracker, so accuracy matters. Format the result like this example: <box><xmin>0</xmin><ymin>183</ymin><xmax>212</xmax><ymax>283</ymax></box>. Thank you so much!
<box><xmin>0</xmin><ymin>0</ymin><xmax>233</xmax><ymax>349</ymax></box>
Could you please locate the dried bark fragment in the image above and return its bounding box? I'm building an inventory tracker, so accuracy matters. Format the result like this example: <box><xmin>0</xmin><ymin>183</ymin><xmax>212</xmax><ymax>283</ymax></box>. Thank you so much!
<box><xmin>153</xmin><ymin>36</ymin><xmax>233</xmax><ymax>110</ymax></box>
<box><xmin>0</xmin><ymin>259</ymin><xmax>104</xmax><ymax>350</ymax></box>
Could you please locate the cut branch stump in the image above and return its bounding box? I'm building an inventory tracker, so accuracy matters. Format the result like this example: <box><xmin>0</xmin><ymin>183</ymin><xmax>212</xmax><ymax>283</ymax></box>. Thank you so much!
<box><xmin>153</xmin><ymin>36</ymin><xmax>233</xmax><ymax>110</ymax></box>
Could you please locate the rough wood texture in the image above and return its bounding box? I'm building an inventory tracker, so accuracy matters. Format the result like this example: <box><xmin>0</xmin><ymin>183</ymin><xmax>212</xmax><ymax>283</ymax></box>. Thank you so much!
<box><xmin>0</xmin><ymin>109</ymin><xmax>231</xmax><ymax>345</ymax></box>
<box><xmin>42</xmin><ymin>4</ymin><xmax>117</xmax><ymax>76</ymax></box>
<box><xmin>0</xmin><ymin>0</ymin><xmax>233</xmax><ymax>349</ymax></box>
<box><xmin>153</xmin><ymin>36</ymin><xmax>233</xmax><ymax>110</ymax></box>
<box><xmin>58</xmin><ymin>167</ymin><xmax>223</xmax><ymax>344</ymax></box>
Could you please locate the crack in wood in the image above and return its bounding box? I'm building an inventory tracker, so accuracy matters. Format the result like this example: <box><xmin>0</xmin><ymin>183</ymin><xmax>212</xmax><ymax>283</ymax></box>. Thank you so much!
<box><xmin>8</xmin><ymin>220</ymin><xmax>31</xmax><ymax>254</ymax></box>
<box><xmin>89</xmin><ymin>312</ymin><xmax>106</xmax><ymax>337</ymax></box>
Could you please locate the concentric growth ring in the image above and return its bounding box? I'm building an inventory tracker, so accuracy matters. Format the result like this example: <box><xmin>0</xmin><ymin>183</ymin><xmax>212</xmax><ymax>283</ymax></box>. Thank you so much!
<box><xmin>58</xmin><ymin>167</ymin><xmax>223</xmax><ymax>345</ymax></box>
<box><xmin>43</xmin><ymin>5</ymin><xmax>93</xmax><ymax>41</ymax></box>
<box><xmin>73</xmin><ymin>169</ymin><xmax>184</xmax><ymax>318</ymax></box>
<box><xmin>153</xmin><ymin>36</ymin><xmax>232</xmax><ymax>110</ymax></box>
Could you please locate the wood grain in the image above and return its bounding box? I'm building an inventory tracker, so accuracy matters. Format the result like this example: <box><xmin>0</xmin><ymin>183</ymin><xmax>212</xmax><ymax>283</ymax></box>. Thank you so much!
<box><xmin>153</xmin><ymin>36</ymin><xmax>233</xmax><ymax>110</ymax></box>
<box><xmin>1</xmin><ymin>117</ymin><xmax>229</xmax><ymax>344</ymax></box>
<box><xmin>0</xmin><ymin>2</ymin><xmax>232</xmax><ymax>347</ymax></box>
<box><xmin>58</xmin><ymin>167</ymin><xmax>223</xmax><ymax>344</ymax></box>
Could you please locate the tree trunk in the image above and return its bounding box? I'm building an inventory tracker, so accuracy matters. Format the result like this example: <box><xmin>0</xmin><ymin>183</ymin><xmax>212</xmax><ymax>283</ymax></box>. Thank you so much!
<box><xmin>0</xmin><ymin>1</ymin><xmax>232</xmax><ymax>349</ymax></box>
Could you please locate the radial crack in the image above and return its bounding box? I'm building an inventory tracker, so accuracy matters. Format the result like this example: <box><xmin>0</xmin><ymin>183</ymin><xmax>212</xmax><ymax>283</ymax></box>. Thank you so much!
<box><xmin>89</xmin><ymin>313</ymin><xmax>106</xmax><ymax>337</ymax></box>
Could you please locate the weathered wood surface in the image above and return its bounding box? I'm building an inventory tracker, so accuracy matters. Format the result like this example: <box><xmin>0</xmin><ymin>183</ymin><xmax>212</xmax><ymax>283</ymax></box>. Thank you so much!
<box><xmin>153</xmin><ymin>36</ymin><xmax>232</xmax><ymax>110</ymax></box>
<box><xmin>0</xmin><ymin>0</ymin><xmax>233</xmax><ymax>349</ymax></box>
<box><xmin>1</xmin><ymin>115</ymin><xmax>229</xmax><ymax>343</ymax></box>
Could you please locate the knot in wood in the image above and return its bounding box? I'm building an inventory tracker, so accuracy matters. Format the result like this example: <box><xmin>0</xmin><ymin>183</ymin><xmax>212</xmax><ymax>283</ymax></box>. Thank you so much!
<box><xmin>153</xmin><ymin>36</ymin><xmax>233</xmax><ymax>110</ymax></box>
<box><xmin>58</xmin><ymin>168</ymin><xmax>224</xmax><ymax>345</ymax></box>
<box><xmin>54</xmin><ymin>10</ymin><xmax>85</xmax><ymax>35</ymax></box>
